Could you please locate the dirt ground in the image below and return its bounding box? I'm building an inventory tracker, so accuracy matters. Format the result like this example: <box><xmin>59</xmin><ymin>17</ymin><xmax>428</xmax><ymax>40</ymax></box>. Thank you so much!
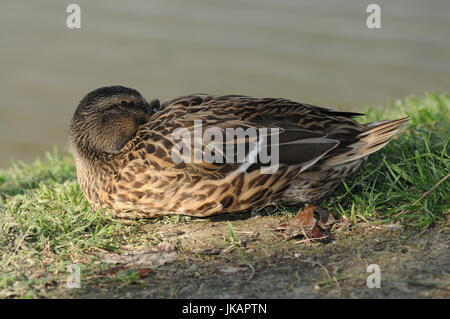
<box><xmin>77</xmin><ymin>210</ymin><xmax>450</xmax><ymax>299</ymax></box>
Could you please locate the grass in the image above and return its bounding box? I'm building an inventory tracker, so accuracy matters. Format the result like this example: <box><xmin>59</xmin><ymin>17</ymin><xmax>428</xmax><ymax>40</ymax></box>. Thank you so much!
<box><xmin>225</xmin><ymin>222</ymin><xmax>248</xmax><ymax>264</ymax></box>
<box><xmin>324</xmin><ymin>93</ymin><xmax>450</xmax><ymax>227</ymax></box>
<box><xmin>0</xmin><ymin>92</ymin><xmax>449</xmax><ymax>298</ymax></box>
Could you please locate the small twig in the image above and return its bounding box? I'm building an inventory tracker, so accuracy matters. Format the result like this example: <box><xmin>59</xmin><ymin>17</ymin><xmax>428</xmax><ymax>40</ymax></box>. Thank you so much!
<box><xmin>186</xmin><ymin>235</ymin><xmax>208</xmax><ymax>246</ymax></box>
<box><xmin>221</xmin><ymin>245</ymin><xmax>236</xmax><ymax>254</ymax></box>
<box><xmin>245</xmin><ymin>262</ymin><xmax>256</xmax><ymax>281</ymax></box>
<box><xmin>412</xmin><ymin>172</ymin><xmax>450</xmax><ymax>206</ymax></box>
<box><xmin>395</xmin><ymin>172</ymin><xmax>450</xmax><ymax>217</ymax></box>
<box><xmin>294</xmin><ymin>236</ymin><xmax>330</xmax><ymax>244</ymax></box>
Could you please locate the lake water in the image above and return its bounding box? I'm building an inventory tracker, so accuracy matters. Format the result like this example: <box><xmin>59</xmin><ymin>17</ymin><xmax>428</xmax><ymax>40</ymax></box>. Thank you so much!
<box><xmin>1</xmin><ymin>0</ymin><xmax>449</xmax><ymax>167</ymax></box>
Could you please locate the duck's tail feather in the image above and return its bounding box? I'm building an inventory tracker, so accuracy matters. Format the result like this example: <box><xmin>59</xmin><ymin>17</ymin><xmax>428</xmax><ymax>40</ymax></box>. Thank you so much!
<box><xmin>324</xmin><ymin>117</ymin><xmax>409</xmax><ymax>166</ymax></box>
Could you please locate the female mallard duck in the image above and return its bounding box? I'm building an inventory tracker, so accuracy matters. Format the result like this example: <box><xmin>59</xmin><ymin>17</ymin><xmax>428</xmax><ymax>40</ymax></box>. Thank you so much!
<box><xmin>70</xmin><ymin>86</ymin><xmax>408</xmax><ymax>218</ymax></box>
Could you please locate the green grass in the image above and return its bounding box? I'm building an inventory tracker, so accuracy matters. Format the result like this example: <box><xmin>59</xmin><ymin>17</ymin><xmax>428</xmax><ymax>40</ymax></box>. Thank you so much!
<box><xmin>322</xmin><ymin>93</ymin><xmax>450</xmax><ymax>227</ymax></box>
<box><xmin>0</xmin><ymin>93</ymin><xmax>449</xmax><ymax>298</ymax></box>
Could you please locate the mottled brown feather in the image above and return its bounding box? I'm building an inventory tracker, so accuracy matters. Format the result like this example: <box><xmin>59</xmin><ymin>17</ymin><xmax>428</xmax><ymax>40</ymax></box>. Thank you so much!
<box><xmin>70</xmin><ymin>87</ymin><xmax>408</xmax><ymax>218</ymax></box>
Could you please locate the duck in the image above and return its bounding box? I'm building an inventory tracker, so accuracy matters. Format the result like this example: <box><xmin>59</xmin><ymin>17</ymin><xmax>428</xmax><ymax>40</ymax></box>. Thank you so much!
<box><xmin>69</xmin><ymin>85</ymin><xmax>408</xmax><ymax>218</ymax></box>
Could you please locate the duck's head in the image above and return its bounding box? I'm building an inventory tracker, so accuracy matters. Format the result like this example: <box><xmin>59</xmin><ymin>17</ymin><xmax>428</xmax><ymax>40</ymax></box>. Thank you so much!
<box><xmin>70</xmin><ymin>86</ymin><xmax>159</xmax><ymax>159</ymax></box>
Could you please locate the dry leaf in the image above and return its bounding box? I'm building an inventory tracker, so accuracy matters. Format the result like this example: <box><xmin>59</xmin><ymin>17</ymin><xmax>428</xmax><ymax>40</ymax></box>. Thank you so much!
<box><xmin>137</xmin><ymin>268</ymin><xmax>152</xmax><ymax>278</ymax></box>
<box><xmin>276</xmin><ymin>205</ymin><xmax>337</xmax><ymax>241</ymax></box>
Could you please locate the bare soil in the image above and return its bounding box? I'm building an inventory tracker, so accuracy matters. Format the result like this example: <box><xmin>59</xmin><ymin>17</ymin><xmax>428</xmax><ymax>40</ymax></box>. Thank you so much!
<box><xmin>76</xmin><ymin>211</ymin><xmax>450</xmax><ymax>299</ymax></box>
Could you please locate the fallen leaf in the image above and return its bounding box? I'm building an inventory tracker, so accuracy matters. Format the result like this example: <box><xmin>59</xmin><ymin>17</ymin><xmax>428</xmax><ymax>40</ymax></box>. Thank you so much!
<box><xmin>308</xmin><ymin>225</ymin><xmax>326</xmax><ymax>238</ymax></box>
<box><xmin>137</xmin><ymin>268</ymin><xmax>152</xmax><ymax>279</ymax></box>
<box><xmin>276</xmin><ymin>205</ymin><xmax>337</xmax><ymax>241</ymax></box>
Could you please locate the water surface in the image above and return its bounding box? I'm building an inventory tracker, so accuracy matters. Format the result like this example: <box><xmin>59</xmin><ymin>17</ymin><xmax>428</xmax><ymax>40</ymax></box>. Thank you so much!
<box><xmin>1</xmin><ymin>0</ymin><xmax>449</xmax><ymax>166</ymax></box>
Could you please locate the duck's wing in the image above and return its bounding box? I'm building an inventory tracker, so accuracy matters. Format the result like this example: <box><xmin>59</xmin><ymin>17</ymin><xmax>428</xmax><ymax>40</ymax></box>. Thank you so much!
<box><xmin>159</xmin><ymin>94</ymin><xmax>365</xmax><ymax>136</ymax></box>
<box><xmin>160</xmin><ymin>94</ymin><xmax>363</xmax><ymax>123</ymax></box>
<box><xmin>156</xmin><ymin>94</ymin><xmax>367</xmax><ymax>162</ymax></box>
<box><xmin>137</xmin><ymin>100</ymin><xmax>342</xmax><ymax>178</ymax></box>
